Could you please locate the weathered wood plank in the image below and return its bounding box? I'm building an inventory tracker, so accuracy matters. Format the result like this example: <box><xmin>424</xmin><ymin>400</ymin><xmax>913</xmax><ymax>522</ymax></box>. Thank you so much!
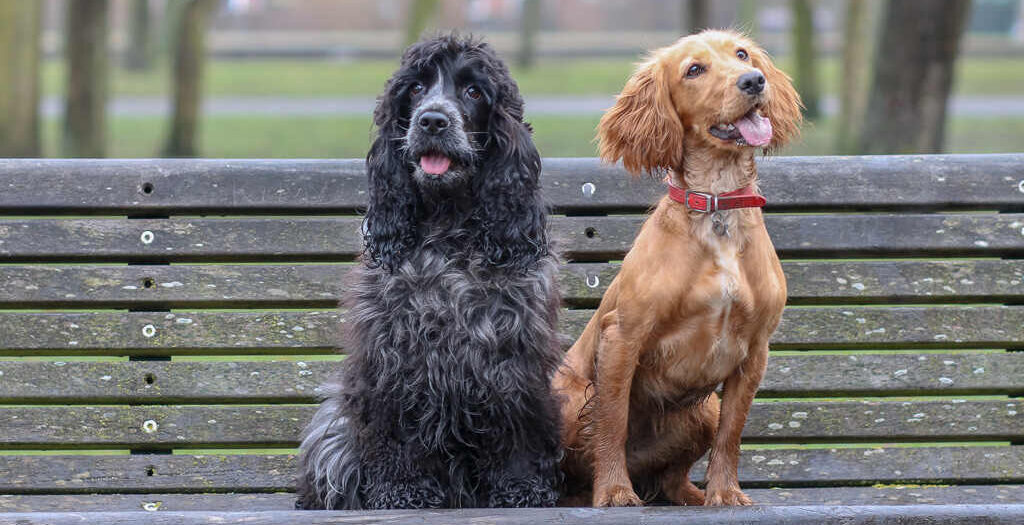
<box><xmin>0</xmin><ymin>306</ymin><xmax>1020</xmax><ymax>355</ymax></box>
<box><xmin>1</xmin><ymin>353</ymin><xmax>1019</xmax><ymax>404</ymax></box>
<box><xmin>0</xmin><ymin>155</ymin><xmax>1021</xmax><ymax>214</ymax></box>
<box><xmin>3</xmin><ymin>486</ymin><xmax>1021</xmax><ymax>512</ymax></box>
<box><xmin>0</xmin><ymin>311</ymin><xmax>341</xmax><ymax>355</ymax></box>
<box><xmin>3</xmin><ymin>260</ymin><xmax>1021</xmax><ymax>309</ymax></box>
<box><xmin>3</xmin><ymin>505</ymin><xmax>1024</xmax><ymax>525</ymax></box>
<box><xmin>0</xmin><ymin>446</ymin><xmax>1019</xmax><ymax>492</ymax></box>
<box><xmin>1</xmin><ymin>214</ymin><xmax>1022</xmax><ymax>263</ymax></box>
<box><xmin>0</xmin><ymin>400</ymin><xmax>1017</xmax><ymax>447</ymax></box>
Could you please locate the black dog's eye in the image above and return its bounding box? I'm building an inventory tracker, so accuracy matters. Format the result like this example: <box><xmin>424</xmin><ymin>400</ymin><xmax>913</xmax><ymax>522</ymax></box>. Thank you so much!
<box><xmin>685</xmin><ymin>64</ymin><xmax>705</xmax><ymax>78</ymax></box>
<box><xmin>736</xmin><ymin>49</ymin><xmax>749</xmax><ymax>61</ymax></box>
<box><xmin>465</xmin><ymin>86</ymin><xmax>482</xmax><ymax>100</ymax></box>
<box><xmin>410</xmin><ymin>82</ymin><xmax>425</xmax><ymax>96</ymax></box>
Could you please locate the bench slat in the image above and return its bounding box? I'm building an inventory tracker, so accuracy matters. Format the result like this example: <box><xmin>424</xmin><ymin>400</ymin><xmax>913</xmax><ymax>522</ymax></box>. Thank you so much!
<box><xmin>0</xmin><ymin>446</ymin><xmax>1018</xmax><ymax>492</ymax></box>
<box><xmin>1</xmin><ymin>214</ymin><xmax>1022</xmax><ymax>263</ymax></box>
<box><xmin>2</xmin><ymin>260</ymin><xmax>1021</xmax><ymax>309</ymax></box>
<box><xmin>1</xmin><ymin>400</ymin><xmax>1017</xmax><ymax>447</ymax></box>
<box><xmin>0</xmin><ymin>155</ymin><xmax>1021</xmax><ymax>214</ymax></box>
<box><xmin>2</xmin><ymin>506</ymin><xmax>1024</xmax><ymax>525</ymax></box>
<box><xmin>1</xmin><ymin>306</ymin><xmax>1020</xmax><ymax>355</ymax></box>
<box><xmin>3</xmin><ymin>486</ymin><xmax>1021</xmax><ymax>512</ymax></box>
<box><xmin>0</xmin><ymin>353</ymin><xmax>1019</xmax><ymax>403</ymax></box>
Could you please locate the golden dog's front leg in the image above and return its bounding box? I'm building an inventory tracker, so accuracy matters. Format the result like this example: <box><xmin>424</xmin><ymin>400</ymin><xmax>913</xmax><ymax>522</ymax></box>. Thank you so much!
<box><xmin>704</xmin><ymin>339</ymin><xmax>768</xmax><ymax>506</ymax></box>
<box><xmin>590</xmin><ymin>311</ymin><xmax>643</xmax><ymax>507</ymax></box>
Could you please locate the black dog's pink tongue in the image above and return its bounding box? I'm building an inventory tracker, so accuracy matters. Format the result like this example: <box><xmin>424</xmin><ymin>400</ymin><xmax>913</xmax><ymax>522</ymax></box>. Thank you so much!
<box><xmin>420</xmin><ymin>154</ymin><xmax>451</xmax><ymax>175</ymax></box>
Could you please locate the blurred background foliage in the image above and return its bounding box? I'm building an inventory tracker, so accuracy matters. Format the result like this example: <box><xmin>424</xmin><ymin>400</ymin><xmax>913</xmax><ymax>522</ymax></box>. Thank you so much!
<box><xmin>1</xmin><ymin>0</ymin><xmax>1022</xmax><ymax>158</ymax></box>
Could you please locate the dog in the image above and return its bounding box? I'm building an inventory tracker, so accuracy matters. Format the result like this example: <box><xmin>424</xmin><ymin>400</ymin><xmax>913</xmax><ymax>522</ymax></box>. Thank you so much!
<box><xmin>554</xmin><ymin>30</ymin><xmax>802</xmax><ymax>507</ymax></box>
<box><xmin>295</xmin><ymin>34</ymin><xmax>563</xmax><ymax>510</ymax></box>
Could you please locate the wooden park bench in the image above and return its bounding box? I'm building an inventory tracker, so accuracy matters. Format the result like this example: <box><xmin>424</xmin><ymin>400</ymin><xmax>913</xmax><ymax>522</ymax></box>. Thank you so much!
<box><xmin>0</xmin><ymin>154</ymin><xmax>1021</xmax><ymax>524</ymax></box>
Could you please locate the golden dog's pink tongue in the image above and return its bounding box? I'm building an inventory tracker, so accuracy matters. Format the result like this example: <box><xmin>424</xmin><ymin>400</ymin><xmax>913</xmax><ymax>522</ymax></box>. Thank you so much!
<box><xmin>735</xmin><ymin>112</ymin><xmax>773</xmax><ymax>146</ymax></box>
<box><xmin>420</xmin><ymin>154</ymin><xmax>451</xmax><ymax>175</ymax></box>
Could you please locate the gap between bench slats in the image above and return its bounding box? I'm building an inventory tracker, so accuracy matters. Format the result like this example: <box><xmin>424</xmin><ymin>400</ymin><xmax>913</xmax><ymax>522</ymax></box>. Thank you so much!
<box><xmin>0</xmin><ymin>306</ymin><xmax>1020</xmax><ymax>355</ymax></box>
<box><xmin>0</xmin><ymin>260</ymin><xmax>1020</xmax><ymax>309</ymax></box>
<box><xmin>1</xmin><ymin>214</ymin><xmax>1023</xmax><ymax>262</ymax></box>
<box><xmin>0</xmin><ymin>446</ymin><xmax>1019</xmax><ymax>493</ymax></box>
<box><xmin>0</xmin><ymin>353</ymin><xmax>1019</xmax><ymax>403</ymax></box>
<box><xmin>0</xmin><ymin>155</ymin><xmax>1021</xmax><ymax>214</ymax></box>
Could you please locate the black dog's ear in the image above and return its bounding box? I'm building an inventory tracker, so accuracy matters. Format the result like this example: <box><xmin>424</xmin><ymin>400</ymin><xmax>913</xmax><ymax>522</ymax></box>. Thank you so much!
<box><xmin>473</xmin><ymin>67</ymin><xmax>549</xmax><ymax>272</ymax></box>
<box><xmin>363</xmin><ymin>77</ymin><xmax>420</xmax><ymax>272</ymax></box>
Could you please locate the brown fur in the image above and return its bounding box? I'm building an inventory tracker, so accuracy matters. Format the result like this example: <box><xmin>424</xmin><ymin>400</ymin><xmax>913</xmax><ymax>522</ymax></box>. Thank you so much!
<box><xmin>555</xmin><ymin>30</ymin><xmax>802</xmax><ymax>507</ymax></box>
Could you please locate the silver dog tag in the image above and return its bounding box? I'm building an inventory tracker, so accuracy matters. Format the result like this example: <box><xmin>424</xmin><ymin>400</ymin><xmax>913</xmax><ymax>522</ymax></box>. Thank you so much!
<box><xmin>711</xmin><ymin>212</ymin><xmax>728</xmax><ymax>237</ymax></box>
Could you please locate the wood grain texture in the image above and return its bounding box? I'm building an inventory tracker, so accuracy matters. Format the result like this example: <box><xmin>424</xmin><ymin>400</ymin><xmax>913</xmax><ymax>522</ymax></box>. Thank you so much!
<box><xmin>1</xmin><ymin>505</ymin><xmax>1024</xmax><ymax>525</ymax></box>
<box><xmin>1</xmin><ymin>214</ymin><xmax>1022</xmax><ymax>263</ymax></box>
<box><xmin>0</xmin><ymin>353</ymin><xmax>1019</xmax><ymax>403</ymax></box>
<box><xmin>0</xmin><ymin>400</ymin><xmax>1017</xmax><ymax>447</ymax></box>
<box><xmin>3</xmin><ymin>486</ymin><xmax>1021</xmax><ymax>512</ymax></box>
<box><xmin>2</xmin><ymin>260</ymin><xmax>1021</xmax><ymax>309</ymax></box>
<box><xmin>1</xmin><ymin>306</ymin><xmax>1020</xmax><ymax>355</ymax></box>
<box><xmin>0</xmin><ymin>447</ymin><xmax>1019</xmax><ymax>492</ymax></box>
<box><xmin>0</xmin><ymin>155</ymin><xmax>1021</xmax><ymax>214</ymax></box>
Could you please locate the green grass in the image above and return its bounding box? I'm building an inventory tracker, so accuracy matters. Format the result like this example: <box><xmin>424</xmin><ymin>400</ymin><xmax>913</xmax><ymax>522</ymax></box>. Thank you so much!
<box><xmin>41</xmin><ymin>56</ymin><xmax>1024</xmax><ymax>98</ymax></box>
<box><xmin>42</xmin><ymin>114</ymin><xmax>1024</xmax><ymax>159</ymax></box>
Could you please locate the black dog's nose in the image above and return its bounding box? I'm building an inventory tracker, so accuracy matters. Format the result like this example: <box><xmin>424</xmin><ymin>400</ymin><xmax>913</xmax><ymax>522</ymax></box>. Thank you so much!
<box><xmin>418</xmin><ymin>111</ymin><xmax>450</xmax><ymax>134</ymax></box>
<box><xmin>737</xmin><ymin>71</ymin><xmax>766</xmax><ymax>95</ymax></box>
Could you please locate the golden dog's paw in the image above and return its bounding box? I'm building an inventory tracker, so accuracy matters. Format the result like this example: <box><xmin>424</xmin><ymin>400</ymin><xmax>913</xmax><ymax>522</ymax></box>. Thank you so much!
<box><xmin>593</xmin><ymin>485</ymin><xmax>643</xmax><ymax>507</ymax></box>
<box><xmin>704</xmin><ymin>485</ymin><xmax>752</xmax><ymax>506</ymax></box>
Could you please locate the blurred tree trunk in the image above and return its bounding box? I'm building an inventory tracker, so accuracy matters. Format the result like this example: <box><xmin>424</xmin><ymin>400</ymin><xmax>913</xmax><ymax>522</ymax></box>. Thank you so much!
<box><xmin>163</xmin><ymin>0</ymin><xmax>217</xmax><ymax>158</ymax></box>
<box><xmin>835</xmin><ymin>0</ymin><xmax>873</xmax><ymax>154</ymax></box>
<box><xmin>123</xmin><ymin>0</ymin><xmax>153</xmax><ymax>71</ymax></box>
<box><xmin>518</xmin><ymin>0</ymin><xmax>541</xmax><ymax>69</ymax></box>
<box><xmin>791</xmin><ymin>0</ymin><xmax>820</xmax><ymax>120</ymax></box>
<box><xmin>63</xmin><ymin>0</ymin><xmax>109</xmax><ymax>158</ymax></box>
<box><xmin>0</xmin><ymin>0</ymin><xmax>42</xmax><ymax>157</ymax></box>
<box><xmin>683</xmin><ymin>0</ymin><xmax>710</xmax><ymax>35</ymax></box>
<box><xmin>859</xmin><ymin>0</ymin><xmax>970</xmax><ymax>154</ymax></box>
<box><xmin>404</xmin><ymin>0</ymin><xmax>440</xmax><ymax>47</ymax></box>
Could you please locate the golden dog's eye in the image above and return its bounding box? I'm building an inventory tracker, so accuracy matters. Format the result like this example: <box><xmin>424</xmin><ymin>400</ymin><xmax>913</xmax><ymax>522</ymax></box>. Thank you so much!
<box><xmin>410</xmin><ymin>82</ymin><xmax>425</xmax><ymax>95</ymax></box>
<box><xmin>736</xmin><ymin>49</ymin><xmax>749</xmax><ymax>61</ymax></box>
<box><xmin>685</xmin><ymin>64</ymin><xmax>705</xmax><ymax>78</ymax></box>
<box><xmin>466</xmin><ymin>86</ymin><xmax>482</xmax><ymax>100</ymax></box>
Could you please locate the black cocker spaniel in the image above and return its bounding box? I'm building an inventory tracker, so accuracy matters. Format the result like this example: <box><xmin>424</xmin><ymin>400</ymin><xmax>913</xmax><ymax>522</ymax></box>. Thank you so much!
<box><xmin>295</xmin><ymin>34</ymin><xmax>563</xmax><ymax>510</ymax></box>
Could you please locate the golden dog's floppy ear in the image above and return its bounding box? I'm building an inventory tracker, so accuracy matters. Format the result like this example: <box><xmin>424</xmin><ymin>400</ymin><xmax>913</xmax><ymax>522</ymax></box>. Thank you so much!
<box><xmin>597</xmin><ymin>58</ymin><xmax>684</xmax><ymax>176</ymax></box>
<box><xmin>750</xmin><ymin>46</ymin><xmax>803</xmax><ymax>150</ymax></box>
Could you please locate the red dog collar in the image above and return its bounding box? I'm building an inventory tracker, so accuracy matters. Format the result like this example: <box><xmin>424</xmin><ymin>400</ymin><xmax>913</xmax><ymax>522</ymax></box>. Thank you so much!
<box><xmin>668</xmin><ymin>183</ymin><xmax>767</xmax><ymax>213</ymax></box>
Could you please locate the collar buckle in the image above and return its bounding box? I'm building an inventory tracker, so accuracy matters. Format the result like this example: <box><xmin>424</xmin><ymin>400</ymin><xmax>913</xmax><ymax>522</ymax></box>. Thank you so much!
<box><xmin>683</xmin><ymin>190</ymin><xmax>717</xmax><ymax>213</ymax></box>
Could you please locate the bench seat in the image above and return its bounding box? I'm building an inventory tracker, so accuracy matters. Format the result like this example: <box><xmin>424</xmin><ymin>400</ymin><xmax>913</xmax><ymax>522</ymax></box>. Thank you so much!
<box><xmin>0</xmin><ymin>155</ymin><xmax>1021</xmax><ymax>522</ymax></box>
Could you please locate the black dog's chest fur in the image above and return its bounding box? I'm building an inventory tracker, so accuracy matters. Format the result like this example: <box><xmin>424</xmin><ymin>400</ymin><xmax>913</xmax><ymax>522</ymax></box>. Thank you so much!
<box><xmin>357</xmin><ymin>244</ymin><xmax>560</xmax><ymax>422</ymax></box>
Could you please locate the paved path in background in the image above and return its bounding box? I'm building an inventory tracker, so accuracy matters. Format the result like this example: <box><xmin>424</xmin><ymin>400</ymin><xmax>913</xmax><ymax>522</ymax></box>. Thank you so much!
<box><xmin>40</xmin><ymin>95</ymin><xmax>1024</xmax><ymax>118</ymax></box>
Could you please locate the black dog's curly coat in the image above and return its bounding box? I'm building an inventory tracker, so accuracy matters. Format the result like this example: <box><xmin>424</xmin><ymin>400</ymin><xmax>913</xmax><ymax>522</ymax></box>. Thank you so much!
<box><xmin>295</xmin><ymin>34</ymin><xmax>563</xmax><ymax>510</ymax></box>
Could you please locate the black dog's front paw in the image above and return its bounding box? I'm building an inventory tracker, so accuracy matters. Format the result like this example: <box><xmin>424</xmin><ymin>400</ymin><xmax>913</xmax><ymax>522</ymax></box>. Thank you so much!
<box><xmin>489</xmin><ymin>477</ymin><xmax>559</xmax><ymax>508</ymax></box>
<box><xmin>364</xmin><ymin>479</ymin><xmax>446</xmax><ymax>509</ymax></box>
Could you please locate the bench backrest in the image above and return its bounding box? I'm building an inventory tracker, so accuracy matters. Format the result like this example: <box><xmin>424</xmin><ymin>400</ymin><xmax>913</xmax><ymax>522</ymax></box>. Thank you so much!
<box><xmin>0</xmin><ymin>154</ymin><xmax>1022</xmax><ymax>508</ymax></box>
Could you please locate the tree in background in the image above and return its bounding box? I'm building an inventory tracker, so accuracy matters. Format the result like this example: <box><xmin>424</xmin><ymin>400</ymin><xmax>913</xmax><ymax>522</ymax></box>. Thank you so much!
<box><xmin>0</xmin><ymin>0</ymin><xmax>42</xmax><ymax>157</ymax></box>
<box><xmin>738</xmin><ymin>0</ymin><xmax>759</xmax><ymax>38</ymax></box>
<box><xmin>64</xmin><ymin>0</ymin><xmax>109</xmax><ymax>158</ymax></box>
<box><xmin>683</xmin><ymin>0</ymin><xmax>710</xmax><ymax>35</ymax></box>
<box><xmin>835</xmin><ymin>0</ymin><xmax>874</xmax><ymax>154</ymax></box>
<box><xmin>163</xmin><ymin>0</ymin><xmax>218</xmax><ymax>157</ymax></box>
<box><xmin>123</xmin><ymin>0</ymin><xmax>153</xmax><ymax>71</ymax></box>
<box><xmin>405</xmin><ymin>0</ymin><xmax>441</xmax><ymax>47</ymax></box>
<box><xmin>791</xmin><ymin>0</ymin><xmax>820</xmax><ymax>120</ymax></box>
<box><xmin>859</xmin><ymin>0</ymin><xmax>971</xmax><ymax>154</ymax></box>
<box><xmin>519</xmin><ymin>0</ymin><xmax>541</xmax><ymax>69</ymax></box>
